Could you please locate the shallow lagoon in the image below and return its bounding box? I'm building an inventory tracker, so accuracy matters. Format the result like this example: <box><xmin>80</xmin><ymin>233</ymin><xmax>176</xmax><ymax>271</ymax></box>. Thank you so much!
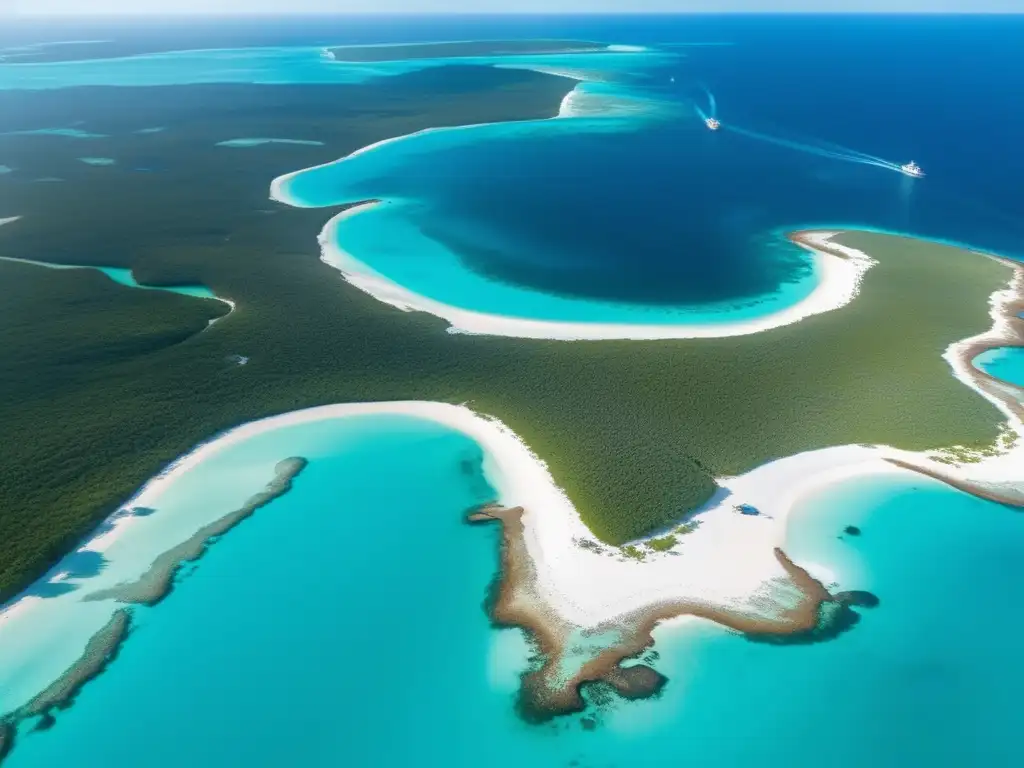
<box><xmin>974</xmin><ymin>347</ymin><xmax>1024</xmax><ymax>390</ymax></box>
<box><xmin>4</xmin><ymin>412</ymin><xmax>1023</xmax><ymax>767</ymax></box>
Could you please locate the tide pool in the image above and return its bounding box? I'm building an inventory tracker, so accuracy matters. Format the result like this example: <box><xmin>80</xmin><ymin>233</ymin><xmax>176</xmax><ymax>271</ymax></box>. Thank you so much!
<box><xmin>974</xmin><ymin>347</ymin><xmax>1024</xmax><ymax>390</ymax></box>
<box><xmin>4</xmin><ymin>411</ymin><xmax>1023</xmax><ymax>767</ymax></box>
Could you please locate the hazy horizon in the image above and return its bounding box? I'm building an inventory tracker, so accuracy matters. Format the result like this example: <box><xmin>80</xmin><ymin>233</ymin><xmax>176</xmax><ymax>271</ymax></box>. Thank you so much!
<box><xmin>6</xmin><ymin>1</ymin><xmax>1023</xmax><ymax>18</ymax></box>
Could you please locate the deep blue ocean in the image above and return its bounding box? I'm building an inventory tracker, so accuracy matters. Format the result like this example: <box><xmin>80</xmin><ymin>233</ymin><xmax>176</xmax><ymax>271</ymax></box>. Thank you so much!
<box><xmin>1</xmin><ymin>14</ymin><xmax>1024</xmax><ymax>767</ymax></box>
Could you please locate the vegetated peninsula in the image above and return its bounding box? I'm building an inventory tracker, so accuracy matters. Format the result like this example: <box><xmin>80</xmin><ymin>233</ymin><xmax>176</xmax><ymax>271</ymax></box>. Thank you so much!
<box><xmin>0</xmin><ymin>59</ymin><xmax>1019</xmax><ymax>612</ymax></box>
<box><xmin>326</xmin><ymin>39</ymin><xmax>610</xmax><ymax>62</ymax></box>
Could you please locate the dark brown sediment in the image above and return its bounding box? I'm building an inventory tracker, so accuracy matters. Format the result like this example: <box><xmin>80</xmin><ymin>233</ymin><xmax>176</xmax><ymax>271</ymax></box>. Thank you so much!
<box><xmin>0</xmin><ymin>722</ymin><xmax>12</xmax><ymax>762</ymax></box>
<box><xmin>468</xmin><ymin>506</ymin><xmax>875</xmax><ymax>722</ymax></box>
<box><xmin>0</xmin><ymin>610</ymin><xmax>131</xmax><ymax>765</ymax></box>
<box><xmin>885</xmin><ymin>458</ymin><xmax>1024</xmax><ymax>508</ymax></box>
<box><xmin>0</xmin><ymin>457</ymin><xmax>307</xmax><ymax>764</ymax></box>
<box><xmin>85</xmin><ymin>457</ymin><xmax>307</xmax><ymax>606</ymax></box>
<box><xmin>23</xmin><ymin>609</ymin><xmax>131</xmax><ymax>717</ymax></box>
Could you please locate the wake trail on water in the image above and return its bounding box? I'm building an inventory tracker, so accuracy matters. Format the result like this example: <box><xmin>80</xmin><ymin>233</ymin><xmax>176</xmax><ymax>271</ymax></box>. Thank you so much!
<box><xmin>700</xmin><ymin>84</ymin><xmax>718</xmax><ymax>119</ymax></box>
<box><xmin>725</xmin><ymin>124</ymin><xmax>905</xmax><ymax>173</ymax></box>
<box><xmin>690</xmin><ymin>83</ymin><xmax>717</xmax><ymax>123</ymax></box>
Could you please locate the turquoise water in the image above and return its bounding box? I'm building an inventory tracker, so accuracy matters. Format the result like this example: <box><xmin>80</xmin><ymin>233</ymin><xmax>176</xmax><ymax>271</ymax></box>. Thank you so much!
<box><xmin>283</xmin><ymin>119</ymin><xmax>820</xmax><ymax>330</ymax></box>
<box><xmin>78</xmin><ymin>157</ymin><xmax>114</xmax><ymax>166</ymax></box>
<box><xmin>5</xmin><ymin>414</ymin><xmax>1023</xmax><ymax>767</ymax></box>
<box><xmin>98</xmin><ymin>266</ymin><xmax>215</xmax><ymax>299</ymax></box>
<box><xmin>217</xmin><ymin>137</ymin><xmax>325</xmax><ymax>147</ymax></box>
<box><xmin>0</xmin><ymin>45</ymin><xmax>673</xmax><ymax>91</ymax></box>
<box><xmin>974</xmin><ymin>347</ymin><xmax>1024</xmax><ymax>390</ymax></box>
<box><xmin>0</xmin><ymin>165</ymin><xmax>10</xmax><ymax>174</ymax></box>
<box><xmin>0</xmin><ymin>257</ymin><xmax>222</xmax><ymax>302</ymax></box>
<box><xmin>2</xmin><ymin>17</ymin><xmax>1024</xmax><ymax>766</ymax></box>
<box><xmin>0</xmin><ymin>42</ymin><xmax>827</xmax><ymax>331</ymax></box>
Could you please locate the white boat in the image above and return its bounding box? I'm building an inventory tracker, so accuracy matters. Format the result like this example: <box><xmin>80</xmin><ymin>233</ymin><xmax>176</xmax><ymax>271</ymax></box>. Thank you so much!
<box><xmin>901</xmin><ymin>160</ymin><xmax>924</xmax><ymax>178</ymax></box>
<box><xmin>705</xmin><ymin>117</ymin><xmax>720</xmax><ymax>131</ymax></box>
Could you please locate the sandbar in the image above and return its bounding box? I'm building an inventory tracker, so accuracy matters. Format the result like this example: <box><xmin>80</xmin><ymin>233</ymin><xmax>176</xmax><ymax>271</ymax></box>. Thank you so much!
<box><xmin>86</xmin><ymin>458</ymin><xmax>307</xmax><ymax>606</ymax></box>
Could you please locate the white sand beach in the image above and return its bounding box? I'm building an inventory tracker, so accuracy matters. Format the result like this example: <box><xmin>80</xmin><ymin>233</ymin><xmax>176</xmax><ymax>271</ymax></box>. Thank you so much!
<box><xmin>297</xmin><ymin>206</ymin><xmax>874</xmax><ymax>342</ymax></box>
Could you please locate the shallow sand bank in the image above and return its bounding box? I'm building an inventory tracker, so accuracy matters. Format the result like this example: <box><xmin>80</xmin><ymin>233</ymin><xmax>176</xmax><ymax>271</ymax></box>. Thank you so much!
<box><xmin>85</xmin><ymin>458</ymin><xmax>307</xmax><ymax>606</ymax></box>
<box><xmin>0</xmin><ymin>609</ymin><xmax>130</xmax><ymax>756</ymax></box>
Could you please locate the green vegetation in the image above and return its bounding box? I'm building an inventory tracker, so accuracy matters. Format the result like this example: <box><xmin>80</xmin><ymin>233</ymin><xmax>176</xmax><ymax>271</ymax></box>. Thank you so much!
<box><xmin>646</xmin><ymin>535</ymin><xmax>677</xmax><ymax>552</ymax></box>
<box><xmin>621</xmin><ymin>545</ymin><xmax>647</xmax><ymax>561</ymax></box>
<box><xmin>0</xmin><ymin>65</ymin><xmax>1013</xmax><ymax>603</ymax></box>
<box><xmin>674</xmin><ymin>522</ymin><xmax>700</xmax><ymax>536</ymax></box>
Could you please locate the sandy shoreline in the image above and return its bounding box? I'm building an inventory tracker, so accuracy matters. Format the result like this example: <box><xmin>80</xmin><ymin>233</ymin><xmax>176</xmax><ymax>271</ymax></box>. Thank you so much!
<box><xmin>286</xmin><ymin>203</ymin><xmax>874</xmax><ymax>342</ymax></box>
<box><xmin>1</xmin><ymin>228</ymin><xmax>1021</xmax><ymax>734</ymax></box>
<box><xmin>85</xmin><ymin>458</ymin><xmax>307</xmax><ymax>606</ymax></box>
<box><xmin>268</xmin><ymin>63</ymin><xmax>871</xmax><ymax>342</ymax></box>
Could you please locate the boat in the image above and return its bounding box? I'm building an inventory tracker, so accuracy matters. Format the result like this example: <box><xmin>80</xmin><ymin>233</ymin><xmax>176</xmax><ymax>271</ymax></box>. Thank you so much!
<box><xmin>705</xmin><ymin>117</ymin><xmax>720</xmax><ymax>131</ymax></box>
<box><xmin>900</xmin><ymin>160</ymin><xmax>924</xmax><ymax>178</ymax></box>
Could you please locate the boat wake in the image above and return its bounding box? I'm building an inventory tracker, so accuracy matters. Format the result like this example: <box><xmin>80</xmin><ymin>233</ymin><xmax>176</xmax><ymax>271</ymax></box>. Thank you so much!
<box><xmin>725</xmin><ymin>124</ymin><xmax>908</xmax><ymax>174</ymax></box>
<box><xmin>692</xmin><ymin>83</ymin><xmax>718</xmax><ymax>124</ymax></box>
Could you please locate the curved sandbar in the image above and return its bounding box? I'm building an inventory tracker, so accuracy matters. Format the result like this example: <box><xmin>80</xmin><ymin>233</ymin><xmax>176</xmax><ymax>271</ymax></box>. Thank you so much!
<box><xmin>272</xmin><ymin>198</ymin><xmax>868</xmax><ymax>344</ymax></box>
<box><xmin>0</xmin><ymin>455</ymin><xmax>309</xmax><ymax>735</ymax></box>
<box><xmin>85</xmin><ymin>458</ymin><xmax>307</xmax><ymax>606</ymax></box>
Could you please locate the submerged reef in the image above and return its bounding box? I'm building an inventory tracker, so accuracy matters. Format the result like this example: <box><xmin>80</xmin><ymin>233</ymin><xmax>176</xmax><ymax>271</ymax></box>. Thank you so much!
<box><xmin>0</xmin><ymin>609</ymin><xmax>131</xmax><ymax>759</ymax></box>
<box><xmin>86</xmin><ymin>457</ymin><xmax>307</xmax><ymax>606</ymax></box>
<box><xmin>467</xmin><ymin>505</ymin><xmax>876</xmax><ymax>722</ymax></box>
